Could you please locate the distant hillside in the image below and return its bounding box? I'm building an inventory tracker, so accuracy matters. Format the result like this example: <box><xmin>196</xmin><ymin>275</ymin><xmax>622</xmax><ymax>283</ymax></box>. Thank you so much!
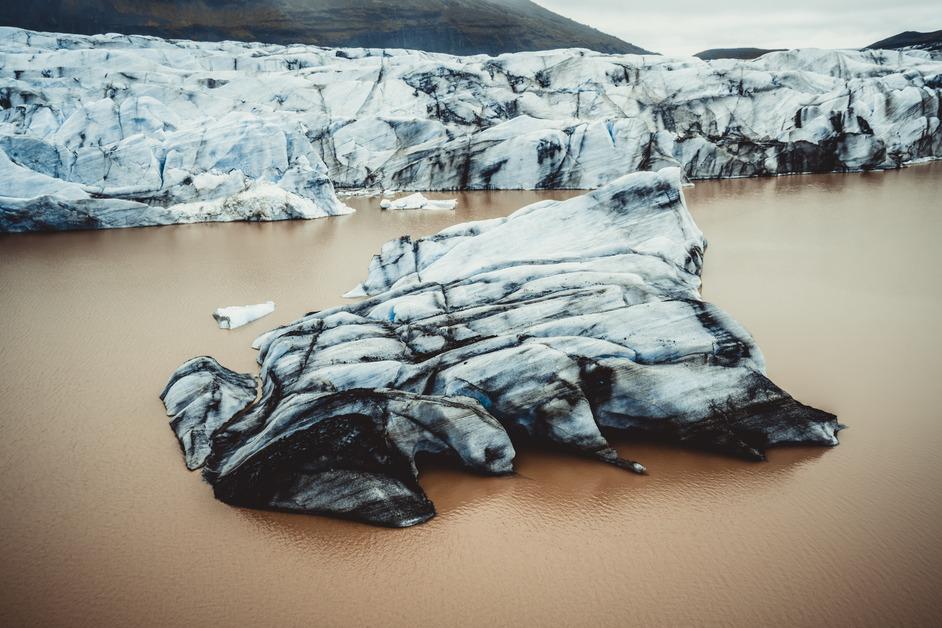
<box><xmin>0</xmin><ymin>0</ymin><xmax>654</xmax><ymax>56</ymax></box>
<box><xmin>865</xmin><ymin>29</ymin><xmax>942</xmax><ymax>52</ymax></box>
<box><xmin>694</xmin><ymin>47</ymin><xmax>784</xmax><ymax>61</ymax></box>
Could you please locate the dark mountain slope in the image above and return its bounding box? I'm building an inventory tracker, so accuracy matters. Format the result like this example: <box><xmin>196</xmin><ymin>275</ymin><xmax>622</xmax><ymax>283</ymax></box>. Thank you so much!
<box><xmin>866</xmin><ymin>29</ymin><xmax>942</xmax><ymax>52</ymax></box>
<box><xmin>694</xmin><ymin>47</ymin><xmax>784</xmax><ymax>61</ymax></box>
<box><xmin>0</xmin><ymin>0</ymin><xmax>654</xmax><ymax>55</ymax></box>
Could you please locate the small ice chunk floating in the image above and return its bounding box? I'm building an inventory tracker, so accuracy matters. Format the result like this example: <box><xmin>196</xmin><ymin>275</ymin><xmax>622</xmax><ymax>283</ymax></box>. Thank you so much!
<box><xmin>162</xmin><ymin>168</ymin><xmax>841</xmax><ymax>527</ymax></box>
<box><xmin>380</xmin><ymin>193</ymin><xmax>457</xmax><ymax>210</ymax></box>
<box><xmin>212</xmin><ymin>301</ymin><xmax>275</xmax><ymax>329</ymax></box>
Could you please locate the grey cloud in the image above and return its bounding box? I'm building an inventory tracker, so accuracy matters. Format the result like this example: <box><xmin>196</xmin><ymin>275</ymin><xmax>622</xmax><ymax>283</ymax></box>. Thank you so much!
<box><xmin>536</xmin><ymin>0</ymin><xmax>941</xmax><ymax>55</ymax></box>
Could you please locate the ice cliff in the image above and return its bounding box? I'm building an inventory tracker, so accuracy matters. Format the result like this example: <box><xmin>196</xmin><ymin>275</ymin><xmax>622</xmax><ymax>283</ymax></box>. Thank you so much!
<box><xmin>160</xmin><ymin>169</ymin><xmax>841</xmax><ymax>527</ymax></box>
<box><xmin>2</xmin><ymin>28</ymin><xmax>941</xmax><ymax>230</ymax></box>
<box><xmin>0</xmin><ymin>29</ymin><xmax>354</xmax><ymax>231</ymax></box>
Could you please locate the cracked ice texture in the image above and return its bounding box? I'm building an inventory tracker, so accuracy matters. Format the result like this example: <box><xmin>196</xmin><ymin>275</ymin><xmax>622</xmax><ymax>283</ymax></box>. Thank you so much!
<box><xmin>160</xmin><ymin>168</ymin><xmax>840</xmax><ymax>527</ymax></box>
<box><xmin>0</xmin><ymin>29</ymin><xmax>353</xmax><ymax>231</ymax></box>
<box><xmin>2</xmin><ymin>28</ymin><xmax>941</xmax><ymax>230</ymax></box>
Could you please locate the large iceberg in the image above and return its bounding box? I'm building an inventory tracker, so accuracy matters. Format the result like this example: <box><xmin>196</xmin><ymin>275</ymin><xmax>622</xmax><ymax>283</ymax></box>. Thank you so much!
<box><xmin>160</xmin><ymin>168</ymin><xmax>841</xmax><ymax>527</ymax></box>
<box><xmin>2</xmin><ymin>27</ymin><xmax>941</xmax><ymax>230</ymax></box>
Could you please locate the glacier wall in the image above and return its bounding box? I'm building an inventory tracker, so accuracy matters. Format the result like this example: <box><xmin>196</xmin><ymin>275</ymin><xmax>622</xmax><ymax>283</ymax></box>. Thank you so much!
<box><xmin>1</xmin><ymin>27</ymin><xmax>941</xmax><ymax>230</ymax></box>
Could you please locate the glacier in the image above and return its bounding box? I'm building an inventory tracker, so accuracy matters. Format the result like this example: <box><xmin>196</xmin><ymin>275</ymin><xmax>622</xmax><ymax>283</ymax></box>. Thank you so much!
<box><xmin>160</xmin><ymin>168</ymin><xmax>841</xmax><ymax>527</ymax></box>
<box><xmin>1</xmin><ymin>27</ymin><xmax>941</xmax><ymax>230</ymax></box>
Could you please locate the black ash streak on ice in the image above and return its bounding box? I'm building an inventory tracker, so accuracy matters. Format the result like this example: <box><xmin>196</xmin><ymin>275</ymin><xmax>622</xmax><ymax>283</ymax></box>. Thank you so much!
<box><xmin>161</xmin><ymin>169</ymin><xmax>841</xmax><ymax>527</ymax></box>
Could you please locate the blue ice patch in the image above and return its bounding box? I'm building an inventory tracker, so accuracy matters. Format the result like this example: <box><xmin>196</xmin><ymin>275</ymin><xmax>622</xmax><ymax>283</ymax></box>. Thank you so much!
<box><xmin>465</xmin><ymin>389</ymin><xmax>492</xmax><ymax>409</ymax></box>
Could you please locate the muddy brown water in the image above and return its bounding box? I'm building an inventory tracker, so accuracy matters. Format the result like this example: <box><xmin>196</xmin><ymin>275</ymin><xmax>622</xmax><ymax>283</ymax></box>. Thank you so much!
<box><xmin>1</xmin><ymin>164</ymin><xmax>940</xmax><ymax>626</ymax></box>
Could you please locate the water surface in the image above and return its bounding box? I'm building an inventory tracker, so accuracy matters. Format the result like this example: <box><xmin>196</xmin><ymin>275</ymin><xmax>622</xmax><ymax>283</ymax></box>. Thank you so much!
<box><xmin>1</xmin><ymin>166</ymin><xmax>940</xmax><ymax>626</ymax></box>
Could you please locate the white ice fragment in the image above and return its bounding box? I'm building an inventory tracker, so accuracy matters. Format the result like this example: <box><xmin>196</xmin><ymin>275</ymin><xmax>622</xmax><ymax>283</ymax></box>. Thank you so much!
<box><xmin>380</xmin><ymin>193</ymin><xmax>457</xmax><ymax>210</ymax></box>
<box><xmin>213</xmin><ymin>301</ymin><xmax>275</xmax><ymax>329</ymax></box>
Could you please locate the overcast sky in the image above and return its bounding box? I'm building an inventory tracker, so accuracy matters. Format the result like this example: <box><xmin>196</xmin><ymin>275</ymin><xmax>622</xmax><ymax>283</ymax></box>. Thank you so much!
<box><xmin>536</xmin><ymin>0</ymin><xmax>941</xmax><ymax>56</ymax></box>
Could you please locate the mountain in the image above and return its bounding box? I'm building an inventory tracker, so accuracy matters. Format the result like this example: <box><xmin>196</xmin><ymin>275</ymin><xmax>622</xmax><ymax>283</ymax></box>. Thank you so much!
<box><xmin>0</xmin><ymin>0</ymin><xmax>653</xmax><ymax>56</ymax></box>
<box><xmin>865</xmin><ymin>29</ymin><xmax>942</xmax><ymax>53</ymax></box>
<box><xmin>694</xmin><ymin>47</ymin><xmax>784</xmax><ymax>61</ymax></box>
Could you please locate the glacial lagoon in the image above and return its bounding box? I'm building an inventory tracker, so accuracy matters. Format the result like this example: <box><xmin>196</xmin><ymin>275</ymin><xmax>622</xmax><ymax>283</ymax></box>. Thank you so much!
<box><xmin>1</xmin><ymin>163</ymin><xmax>940</xmax><ymax>625</ymax></box>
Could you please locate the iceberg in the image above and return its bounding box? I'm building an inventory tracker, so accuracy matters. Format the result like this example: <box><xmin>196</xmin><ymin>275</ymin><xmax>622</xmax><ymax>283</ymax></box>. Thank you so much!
<box><xmin>213</xmin><ymin>301</ymin><xmax>276</xmax><ymax>330</ymax></box>
<box><xmin>380</xmin><ymin>192</ymin><xmax>457</xmax><ymax>210</ymax></box>
<box><xmin>160</xmin><ymin>168</ymin><xmax>841</xmax><ymax>527</ymax></box>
